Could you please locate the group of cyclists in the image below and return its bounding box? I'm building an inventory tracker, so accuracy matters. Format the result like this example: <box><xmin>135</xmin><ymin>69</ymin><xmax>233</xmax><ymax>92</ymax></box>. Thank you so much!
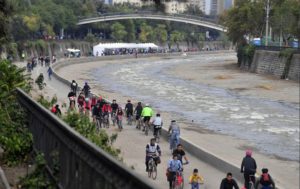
<box><xmin>66</xmin><ymin>80</ymin><xmax>276</xmax><ymax>189</ymax></box>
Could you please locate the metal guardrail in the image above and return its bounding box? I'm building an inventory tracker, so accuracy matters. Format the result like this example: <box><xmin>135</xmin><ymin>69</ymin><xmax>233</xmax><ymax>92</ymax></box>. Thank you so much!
<box><xmin>16</xmin><ymin>88</ymin><xmax>159</xmax><ymax>189</ymax></box>
<box><xmin>255</xmin><ymin>46</ymin><xmax>300</xmax><ymax>53</ymax></box>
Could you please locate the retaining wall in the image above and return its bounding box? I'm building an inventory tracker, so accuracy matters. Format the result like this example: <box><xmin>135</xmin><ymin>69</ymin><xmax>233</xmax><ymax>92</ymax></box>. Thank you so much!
<box><xmin>250</xmin><ymin>50</ymin><xmax>300</xmax><ymax>81</ymax></box>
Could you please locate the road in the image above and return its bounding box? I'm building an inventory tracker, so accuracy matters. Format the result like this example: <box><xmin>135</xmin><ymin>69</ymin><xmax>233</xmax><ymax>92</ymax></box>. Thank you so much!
<box><xmin>27</xmin><ymin>62</ymin><xmax>241</xmax><ymax>189</ymax></box>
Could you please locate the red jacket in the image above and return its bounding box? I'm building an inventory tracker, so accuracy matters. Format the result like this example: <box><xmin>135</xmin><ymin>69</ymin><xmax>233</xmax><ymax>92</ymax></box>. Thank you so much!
<box><xmin>102</xmin><ymin>104</ymin><xmax>112</xmax><ymax>113</ymax></box>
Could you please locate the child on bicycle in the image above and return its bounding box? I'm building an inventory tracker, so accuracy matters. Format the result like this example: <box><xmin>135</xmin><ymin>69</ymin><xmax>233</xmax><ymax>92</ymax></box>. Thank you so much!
<box><xmin>189</xmin><ymin>168</ymin><xmax>204</xmax><ymax>189</ymax></box>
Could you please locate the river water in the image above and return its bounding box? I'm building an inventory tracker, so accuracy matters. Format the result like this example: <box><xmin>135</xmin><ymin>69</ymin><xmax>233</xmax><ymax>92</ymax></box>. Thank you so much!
<box><xmin>92</xmin><ymin>53</ymin><xmax>299</xmax><ymax>161</ymax></box>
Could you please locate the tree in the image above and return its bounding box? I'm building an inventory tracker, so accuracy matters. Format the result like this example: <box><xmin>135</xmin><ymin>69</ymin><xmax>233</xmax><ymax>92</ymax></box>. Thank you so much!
<box><xmin>154</xmin><ymin>24</ymin><xmax>168</xmax><ymax>44</ymax></box>
<box><xmin>271</xmin><ymin>0</ymin><xmax>300</xmax><ymax>46</ymax></box>
<box><xmin>122</xmin><ymin>20</ymin><xmax>136</xmax><ymax>42</ymax></box>
<box><xmin>222</xmin><ymin>0</ymin><xmax>265</xmax><ymax>45</ymax></box>
<box><xmin>110</xmin><ymin>22</ymin><xmax>127</xmax><ymax>42</ymax></box>
<box><xmin>184</xmin><ymin>4</ymin><xmax>204</xmax><ymax>16</ymax></box>
<box><xmin>138</xmin><ymin>22</ymin><xmax>154</xmax><ymax>43</ymax></box>
<box><xmin>0</xmin><ymin>0</ymin><xmax>13</xmax><ymax>44</ymax></box>
<box><xmin>170</xmin><ymin>30</ymin><xmax>185</xmax><ymax>49</ymax></box>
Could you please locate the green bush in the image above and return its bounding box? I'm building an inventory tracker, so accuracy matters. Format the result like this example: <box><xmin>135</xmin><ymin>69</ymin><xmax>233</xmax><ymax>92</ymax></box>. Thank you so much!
<box><xmin>63</xmin><ymin>112</ymin><xmax>121</xmax><ymax>159</ymax></box>
<box><xmin>0</xmin><ymin>59</ymin><xmax>33</xmax><ymax>166</ymax></box>
<box><xmin>19</xmin><ymin>153</ymin><xmax>56</xmax><ymax>189</ymax></box>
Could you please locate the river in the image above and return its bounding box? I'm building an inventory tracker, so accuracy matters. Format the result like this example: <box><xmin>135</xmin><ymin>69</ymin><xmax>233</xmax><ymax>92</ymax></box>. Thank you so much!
<box><xmin>92</xmin><ymin>53</ymin><xmax>299</xmax><ymax>161</ymax></box>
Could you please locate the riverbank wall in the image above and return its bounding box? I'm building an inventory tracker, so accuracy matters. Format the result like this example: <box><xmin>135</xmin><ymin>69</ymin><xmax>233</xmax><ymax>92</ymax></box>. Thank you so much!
<box><xmin>241</xmin><ymin>50</ymin><xmax>300</xmax><ymax>81</ymax></box>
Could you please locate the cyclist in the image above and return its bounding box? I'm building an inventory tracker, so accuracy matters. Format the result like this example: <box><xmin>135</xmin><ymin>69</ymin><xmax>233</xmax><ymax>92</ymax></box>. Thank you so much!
<box><xmin>77</xmin><ymin>92</ymin><xmax>85</xmax><ymax>111</ymax></box>
<box><xmin>173</xmin><ymin>144</ymin><xmax>189</xmax><ymax>164</ymax></box>
<box><xmin>70</xmin><ymin>80</ymin><xmax>78</xmax><ymax>95</ymax></box>
<box><xmin>67</xmin><ymin>90</ymin><xmax>76</xmax><ymax>110</ymax></box>
<box><xmin>141</xmin><ymin>104</ymin><xmax>153</xmax><ymax>131</ymax></box>
<box><xmin>167</xmin><ymin>154</ymin><xmax>183</xmax><ymax>189</ymax></box>
<box><xmin>134</xmin><ymin>102</ymin><xmax>143</xmax><ymax>128</ymax></box>
<box><xmin>111</xmin><ymin>99</ymin><xmax>119</xmax><ymax>125</ymax></box>
<box><xmin>92</xmin><ymin>103</ymin><xmax>102</xmax><ymax>124</ymax></box>
<box><xmin>241</xmin><ymin>150</ymin><xmax>257</xmax><ymax>189</ymax></box>
<box><xmin>255</xmin><ymin>168</ymin><xmax>275</xmax><ymax>189</ymax></box>
<box><xmin>220</xmin><ymin>172</ymin><xmax>239</xmax><ymax>189</ymax></box>
<box><xmin>82</xmin><ymin>82</ymin><xmax>90</xmax><ymax>97</ymax></box>
<box><xmin>189</xmin><ymin>168</ymin><xmax>204</xmax><ymax>189</ymax></box>
<box><xmin>102</xmin><ymin>102</ymin><xmax>112</xmax><ymax>124</ymax></box>
<box><xmin>125</xmin><ymin>100</ymin><xmax>133</xmax><ymax>124</ymax></box>
<box><xmin>168</xmin><ymin>120</ymin><xmax>180</xmax><ymax>150</ymax></box>
<box><xmin>152</xmin><ymin>113</ymin><xmax>163</xmax><ymax>138</ymax></box>
<box><xmin>145</xmin><ymin>138</ymin><xmax>161</xmax><ymax>172</ymax></box>
<box><xmin>111</xmin><ymin>99</ymin><xmax>119</xmax><ymax>114</ymax></box>
<box><xmin>116</xmin><ymin>106</ymin><xmax>124</xmax><ymax>130</ymax></box>
<box><xmin>91</xmin><ymin>95</ymin><xmax>97</xmax><ymax>109</ymax></box>
<box><xmin>84</xmin><ymin>97</ymin><xmax>91</xmax><ymax>116</ymax></box>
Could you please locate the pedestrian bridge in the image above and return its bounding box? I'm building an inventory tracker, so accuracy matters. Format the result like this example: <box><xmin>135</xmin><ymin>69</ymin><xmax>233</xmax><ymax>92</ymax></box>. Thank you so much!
<box><xmin>77</xmin><ymin>13</ymin><xmax>227</xmax><ymax>32</ymax></box>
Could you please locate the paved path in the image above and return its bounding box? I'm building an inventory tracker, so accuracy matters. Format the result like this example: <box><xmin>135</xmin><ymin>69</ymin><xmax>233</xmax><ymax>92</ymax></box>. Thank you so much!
<box><xmin>25</xmin><ymin>63</ymin><xmax>242</xmax><ymax>189</ymax></box>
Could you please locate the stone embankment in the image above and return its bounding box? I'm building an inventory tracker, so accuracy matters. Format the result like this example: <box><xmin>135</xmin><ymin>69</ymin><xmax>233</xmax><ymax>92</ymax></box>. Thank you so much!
<box><xmin>244</xmin><ymin>50</ymin><xmax>300</xmax><ymax>81</ymax></box>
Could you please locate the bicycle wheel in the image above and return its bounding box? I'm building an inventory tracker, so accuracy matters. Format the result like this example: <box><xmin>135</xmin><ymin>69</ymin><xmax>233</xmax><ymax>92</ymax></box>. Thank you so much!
<box><xmin>151</xmin><ymin>164</ymin><xmax>157</xmax><ymax>180</ymax></box>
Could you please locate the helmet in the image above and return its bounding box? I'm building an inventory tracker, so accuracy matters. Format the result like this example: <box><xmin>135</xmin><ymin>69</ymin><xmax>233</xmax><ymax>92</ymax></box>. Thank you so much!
<box><xmin>246</xmin><ymin>149</ymin><xmax>252</xmax><ymax>156</ymax></box>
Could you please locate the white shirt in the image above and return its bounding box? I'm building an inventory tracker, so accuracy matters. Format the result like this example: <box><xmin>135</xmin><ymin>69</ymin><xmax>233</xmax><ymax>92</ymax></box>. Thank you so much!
<box><xmin>153</xmin><ymin>117</ymin><xmax>162</xmax><ymax>126</ymax></box>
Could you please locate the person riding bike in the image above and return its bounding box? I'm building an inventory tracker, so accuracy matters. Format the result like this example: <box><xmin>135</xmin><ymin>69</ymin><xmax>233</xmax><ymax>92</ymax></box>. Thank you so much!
<box><xmin>125</xmin><ymin>100</ymin><xmax>133</xmax><ymax>124</ymax></box>
<box><xmin>84</xmin><ymin>97</ymin><xmax>91</xmax><ymax>116</ymax></box>
<box><xmin>92</xmin><ymin>103</ymin><xmax>102</xmax><ymax>123</ymax></box>
<box><xmin>91</xmin><ymin>95</ymin><xmax>97</xmax><ymax>109</ymax></box>
<box><xmin>167</xmin><ymin>154</ymin><xmax>183</xmax><ymax>189</ymax></box>
<box><xmin>82</xmin><ymin>82</ymin><xmax>91</xmax><ymax>97</ymax></box>
<box><xmin>145</xmin><ymin>138</ymin><xmax>161</xmax><ymax>172</ymax></box>
<box><xmin>241</xmin><ymin>150</ymin><xmax>257</xmax><ymax>189</ymax></box>
<box><xmin>189</xmin><ymin>168</ymin><xmax>204</xmax><ymax>189</ymax></box>
<box><xmin>134</xmin><ymin>102</ymin><xmax>143</xmax><ymax>128</ymax></box>
<box><xmin>152</xmin><ymin>113</ymin><xmax>163</xmax><ymax>138</ymax></box>
<box><xmin>67</xmin><ymin>90</ymin><xmax>76</xmax><ymax>110</ymax></box>
<box><xmin>220</xmin><ymin>172</ymin><xmax>239</xmax><ymax>189</ymax></box>
<box><xmin>255</xmin><ymin>168</ymin><xmax>275</xmax><ymax>189</ymax></box>
<box><xmin>70</xmin><ymin>80</ymin><xmax>78</xmax><ymax>95</ymax></box>
<box><xmin>173</xmin><ymin>144</ymin><xmax>189</xmax><ymax>164</ymax></box>
<box><xmin>116</xmin><ymin>106</ymin><xmax>124</xmax><ymax>129</ymax></box>
<box><xmin>111</xmin><ymin>99</ymin><xmax>119</xmax><ymax>114</ymax></box>
<box><xmin>141</xmin><ymin>104</ymin><xmax>153</xmax><ymax>131</ymax></box>
<box><xmin>102</xmin><ymin>102</ymin><xmax>112</xmax><ymax>119</ymax></box>
<box><xmin>77</xmin><ymin>92</ymin><xmax>85</xmax><ymax>110</ymax></box>
<box><xmin>168</xmin><ymin>120</ymin><xmax>180</xmax><ymax>150</ymax></box>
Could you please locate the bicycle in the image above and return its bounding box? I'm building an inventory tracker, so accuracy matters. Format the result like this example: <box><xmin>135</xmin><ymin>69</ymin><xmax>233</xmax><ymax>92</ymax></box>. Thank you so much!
<box><xmin>117</xmin><ymin>116</ymin><xmax>123</xmax><ymax>131</ymax></box>
<box><xmin>147</xmin><ymin>156</ymin><xmax>157</xmax><ymax>180</ymax></box>
<box><xmin>153</xmin><ymin>126</ymin><xmax>161</xmax><ymax>143</ymax></box>
<box><xmin>171</xmin><ymin>170</ymin><xmax>184</xmax><ymax>189</ymax></box>
<box><xmin>136</xmin><ymin>117</ymin><xmax>142</xmax><ymax>130</ymax></box>
<box><xmin>111</xmin><ymin>112</ymin><xmax>117</xmax><ymax>126</ymax></box>
<box><xmin>248</xmin><ymin>174</ymin><xmax>256</xmax><ymax>189</ymax></box>
<box><xmin>144</xmin><ymin>121</ymin><xmax>150</xmax><ymax>136</ymax></box>
<box><xmin>95</xmin><ymin>115</ymin><xmax>102</xmax><ymax>132</ymax></box>
<box><xmin>127</xmin><ymin>114</ymin><xmax>133</xmax><ymax>126</ymax></box>
<box><xmin>78</xmin><ymin>104</ymin><xmax>84</xmax><ymax>115</ymax></box>
<box><xmin>102</xmin><ymin>113</ymin><xmax>110</xmax><ymax>128</ymax></box>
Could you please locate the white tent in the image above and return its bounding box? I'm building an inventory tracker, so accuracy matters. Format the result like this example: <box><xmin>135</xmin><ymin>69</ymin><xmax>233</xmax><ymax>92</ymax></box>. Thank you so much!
<box><xmin>93</xmin><ymin>43</ymin><xmax>159</xmax><ymax>56</ymax></box>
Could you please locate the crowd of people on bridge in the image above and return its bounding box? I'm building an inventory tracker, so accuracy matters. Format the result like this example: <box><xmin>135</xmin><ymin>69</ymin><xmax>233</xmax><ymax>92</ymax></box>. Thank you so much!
<box><xmin>55</xmin><ymin>80</ymin><xmax>276</xmax><ymax>189</ymax></box>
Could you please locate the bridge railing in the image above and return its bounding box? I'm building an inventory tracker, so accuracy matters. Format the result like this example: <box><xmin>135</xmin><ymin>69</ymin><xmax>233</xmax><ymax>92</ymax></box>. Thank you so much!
<box><xmin>16</xmin><ymin>88</ymin><xmax>158</xmax><ymax>189</ymax></box>
<box><xmin>79</xmin><ymin>11</ymin><xmax>220</xmax><ymax>25</ymax></box>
